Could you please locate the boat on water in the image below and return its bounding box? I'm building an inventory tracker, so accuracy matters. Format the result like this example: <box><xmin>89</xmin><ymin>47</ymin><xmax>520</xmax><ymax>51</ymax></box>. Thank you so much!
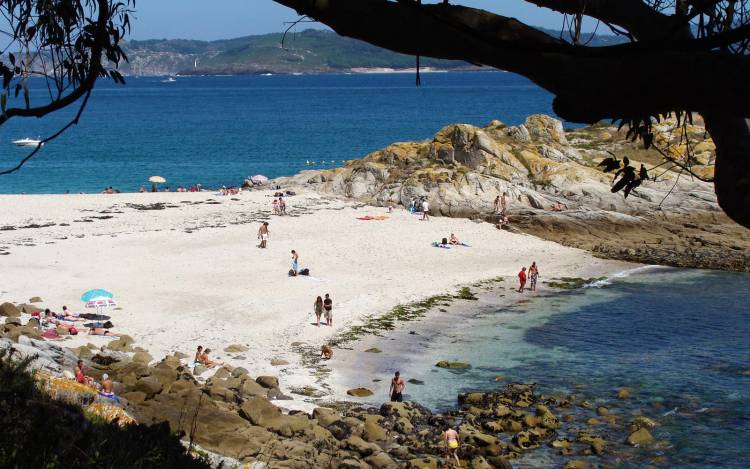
<box><xmin>161</xmin><ymin>77</ymin><xmax>177</xmax><ymax>83</ymax></box>
<box><xmin>13</xmin><ymin>138</ymin><xmax>43</xmax><ymax>147</ymax></box>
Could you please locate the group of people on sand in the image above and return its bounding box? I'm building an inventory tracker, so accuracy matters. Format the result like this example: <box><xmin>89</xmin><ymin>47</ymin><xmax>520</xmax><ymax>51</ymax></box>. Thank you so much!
<box><xmin>313</xmin><ymin>294</ymin><xmax>333</xmax><ymax>327</ymax></box>
<box><xmin>518</xmin><ymin>261</ymin><xmax>540</xmax><ymax>292</ymax></box>
<box><xmin>219</xmin><ymin>185</ymin><xmax>241</xmax><ymax>196</ymax></box>
<box><xmin>493</xmin><ymin>192</ymin><xmax>511</xmax><ymax>230</ymax></box>
<box><xmin>32</xmin><ymin>306</ymin><xmax>121</xmax><ymax>340</ymax></box>
<box><xmin>138</xmin><ymin>183</ymin><xmax>203</xmax><ymax>193</ymax></box>
<box><xmin>272</xmin><ymin>196</ymin><xmax>287</xmax><ymax>215</ymax></box>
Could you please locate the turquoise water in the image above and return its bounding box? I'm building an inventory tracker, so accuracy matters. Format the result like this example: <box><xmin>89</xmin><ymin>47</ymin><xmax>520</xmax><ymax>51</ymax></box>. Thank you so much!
<box><xmin>343</xmin><ymin>269</ymin><xmax>750</xmax><ymax>468</ymax></box>
<box><xmin>0</xmin><ymin>72</ymin><xmax>554</xmax><ymax>194</ymax></box>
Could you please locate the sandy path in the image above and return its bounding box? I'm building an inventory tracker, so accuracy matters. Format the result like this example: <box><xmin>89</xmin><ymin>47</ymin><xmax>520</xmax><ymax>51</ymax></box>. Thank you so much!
<box><xmin>0</xmin><ymin>189</ymin><xmax>622</xmax><ymax>408</ymax></box>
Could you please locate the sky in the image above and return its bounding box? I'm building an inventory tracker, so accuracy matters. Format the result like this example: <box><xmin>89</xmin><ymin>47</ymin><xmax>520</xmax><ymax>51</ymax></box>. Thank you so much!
<box><xmin>129</xmin><ymin>0</ymin><xmax>588</xmax><ymax>41</ymax></box>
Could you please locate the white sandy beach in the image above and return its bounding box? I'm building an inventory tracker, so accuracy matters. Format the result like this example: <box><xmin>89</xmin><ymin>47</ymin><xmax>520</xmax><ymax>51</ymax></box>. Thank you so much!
<box><xmin>0</xmin><ymin>189</ymin><xmax>627</xmax><ymax>408</ymax></box>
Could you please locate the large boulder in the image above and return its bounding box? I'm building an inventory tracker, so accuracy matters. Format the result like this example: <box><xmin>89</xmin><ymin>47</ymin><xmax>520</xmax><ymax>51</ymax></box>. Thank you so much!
<box><xmin>133</xmin><ymin>376</ymin><xmax>163</xmax><ymax>398</ymax></box>
<box><xmin>626</xmin><ymin>428</ymin><xmax>654</xmax><ymax>446</ymax></box>
<box><xmin>255</xmin><ymin>375</ymin><xmax>279</xmax><ymax>389</ymax></box>
<box><xmin>0</xmin><ymin>303</ymin><xmax>21</xmax><ymax>317</ymax></box>
<box><xmin>107</xmin><ymin>335</ymin><xmax>135</xmax><ymax>352</ymax></box>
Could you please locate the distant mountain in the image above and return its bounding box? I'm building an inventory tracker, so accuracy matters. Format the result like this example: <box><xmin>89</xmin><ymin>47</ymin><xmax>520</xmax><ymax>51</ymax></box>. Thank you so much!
<box><xmin>120</xmin><ymin>28</ymin><xmax>628</xmax><ymax>76</ymax></box>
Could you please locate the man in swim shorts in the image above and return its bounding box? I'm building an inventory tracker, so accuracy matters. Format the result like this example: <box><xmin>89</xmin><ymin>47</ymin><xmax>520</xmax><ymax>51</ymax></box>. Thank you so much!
<box><xmin>444</xmin><ymin>427</ymin><xmax>461</xmax><ymax>466</ymax></box>
<box><xmin>323</xmin><ymin>294</ymin><xmax>333</xmax><ymax>326</ymax></box>
<box><xmin>389</xmin><ymin>371</ymin><xmax>406</xmax><ymax>402</ymax></box>
<box><xmin>258</xmin><ymin>222</ymin><xmax>269</xmax><ymax>248</ymax></box>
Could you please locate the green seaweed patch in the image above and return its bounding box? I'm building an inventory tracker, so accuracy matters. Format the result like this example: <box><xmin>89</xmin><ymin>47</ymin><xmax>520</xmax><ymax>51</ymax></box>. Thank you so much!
<box><xmin>545</xmin><ymin>276</ymin><xmax>606</xmax><ymax>289</ymax></box>
<box><xmin>364</xmin><ymin>347</ymin><xmax>382</xmax><ymax>353</ymax></box>
<box><xmin>330</xmin><ymin>294</ymin><xmax>453</xmax><ymax>346</ymax></box>
<box><xmin>456</xmin><ymin>287</ymin><xmax>478</xmax><ymax>300</ymax></box>
<box><xmin>408</xmin><ymin>378</ymin><xmax>425</xmax><ymax>385</ymax></box>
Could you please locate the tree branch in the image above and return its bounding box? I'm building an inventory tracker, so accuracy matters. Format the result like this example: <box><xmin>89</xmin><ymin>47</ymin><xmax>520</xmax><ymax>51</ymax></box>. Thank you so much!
<box><xmin>273</xmin><ymin>0</ymin><xmax>750</xmax><ymax>122</ymax></box>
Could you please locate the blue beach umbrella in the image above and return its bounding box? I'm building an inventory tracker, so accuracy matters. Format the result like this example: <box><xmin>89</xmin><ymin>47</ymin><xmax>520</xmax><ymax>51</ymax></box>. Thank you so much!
<box><xmin>81</xmin><ymin>289</ymin><xmax>114</xmax><ymax>302</ymax></box>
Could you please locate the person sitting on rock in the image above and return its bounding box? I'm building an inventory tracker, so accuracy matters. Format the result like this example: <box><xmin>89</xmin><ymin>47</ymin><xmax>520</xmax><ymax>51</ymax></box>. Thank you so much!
<box><xmin>321</xmin><ymin>345</ymin><xmax>333</xmax><ymax>360</ymax></box>
<box><xmin>75</xmin><ymin>360</ymin><xmax>95</xmax><ymax>387</ymax></box>
<box><xmin>98</xmin><ymin>373</ymin><xmax>118</xmax><ymax>401</ymax></box>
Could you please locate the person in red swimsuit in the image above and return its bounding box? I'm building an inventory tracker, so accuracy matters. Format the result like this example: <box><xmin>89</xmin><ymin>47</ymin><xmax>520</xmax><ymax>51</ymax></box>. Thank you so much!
<box><xmin>518</xmin><ymin>267</ymin><xmax>527</xmax><ymax>292</ymax></box>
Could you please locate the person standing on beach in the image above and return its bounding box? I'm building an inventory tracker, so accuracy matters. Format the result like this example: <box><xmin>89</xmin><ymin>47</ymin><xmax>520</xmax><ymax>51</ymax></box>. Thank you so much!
<box><xmin>421</xmin><ymin>199</ymin><xmax>430</xmax><ymax>221</ymax></box>
<box><xmin>257</xmin><ymin>222</ymin><xmax>270</xmax><ymax>248</ymax></box>
<box><xmin>314</xmin><ymin>296</ymin><xmax>324</xmax><ymax>327</ymax></box>
<box><xmin>279</xmin><ymin>197</ymin><xmax>287</xmax><ymax>215</ymax></box>
<box><xmin>528</xmin><ymin>262</ymin><xmax>539</xmax><ymax>291</ymax></box>
<box><xmin>272</xmin><ymin>198</ymin><xmax>279</xmax><ymax>215</ymax></box>
<box><xmin>501</xmin><ymin>192</ymin><xmax>508</xmax><ymax>216</ymax></box>
<box><xmin>291</xmin><ymin>250</ymin><xmax>299</xmax><ymax>276</ymax></box>
<box><xmin>389</xmin><ymin>371</ymin><xmax>406</xmax><ymax>402</ymax></box>
<box><xmin>518</xmin><ymin>267</ymin><xmax>527</xmax><ymax>292</ymax></box>
<box><xmin>493</xmin><ymin>195</ymin><xmax>501</xmax><ymax>214</ymax></box>
<box><xmin>323</xmin><ymin>294</ymin><xmax>333</xmax><ymax>326</ymax></box>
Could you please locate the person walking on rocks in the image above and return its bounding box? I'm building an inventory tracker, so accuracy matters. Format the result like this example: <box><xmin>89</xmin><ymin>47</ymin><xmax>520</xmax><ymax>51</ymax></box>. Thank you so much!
<box><xmin>528</xmin><ymin>262</ymin><xmax>539</xmax><ymax>291</ymax></box>
<box><xmin>518</xmin><ymin>266</ymin><xmax>527</xmax><ymax>292</ymax></box>
<box><xmin>257</xmin><ymin>222</ymin><xmax>269</xmax><ymax>248</ymax></box>
<box><xmin>323</xmin><ymin>293</ymin><xmax>333</xmax><ymax>326</ymax></box>
<box><xmin>421</xmin><ymin>199</ymin><xmax>430</xmax><ymax>221</ymax></box>
<box><xmin>389</xmin><ymin>371</ymin><xmax>406</xmax><ymax>402</ymax></box>
<box><xmin>314</xmin><ymin>296</ymin><xmax>324</xmax><ymax>327</ymax></box>
<box><xmin>444</xmin><ymin>427</ymin><xmax>461</xmax><ymax>467</ymax></box>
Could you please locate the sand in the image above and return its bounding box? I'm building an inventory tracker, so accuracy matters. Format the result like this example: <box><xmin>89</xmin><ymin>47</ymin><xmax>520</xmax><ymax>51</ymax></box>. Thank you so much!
<box><xmin>0</xmin><ymin>189</ymin><xmax>626</xmax><ymax>408</ymax></box>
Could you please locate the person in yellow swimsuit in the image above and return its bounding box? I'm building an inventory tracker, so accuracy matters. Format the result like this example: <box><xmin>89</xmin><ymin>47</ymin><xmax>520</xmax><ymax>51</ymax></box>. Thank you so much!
<box><xmin>444</xmin><ymin>427</ymin><xmax>461</xmax><ymax>467</ymax></box>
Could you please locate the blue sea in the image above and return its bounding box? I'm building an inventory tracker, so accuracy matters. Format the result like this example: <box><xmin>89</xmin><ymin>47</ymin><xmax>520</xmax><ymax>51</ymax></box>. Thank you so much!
<box><xmin>0</xmin><ymin>71</ymin><xmax>554</xmax><ymax>194</ymax></box>
<box><xmin>340</xmin><ymin>268</ymin><xmax>750</xmax><ymax>468</ymax></box>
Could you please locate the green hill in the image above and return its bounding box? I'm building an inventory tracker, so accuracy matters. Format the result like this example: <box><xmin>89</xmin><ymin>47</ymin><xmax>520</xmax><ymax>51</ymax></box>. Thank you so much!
<box><xmin>121</xmin><ymin>28</ymin><xmax>628</xmax><ymax>76</ymax></box>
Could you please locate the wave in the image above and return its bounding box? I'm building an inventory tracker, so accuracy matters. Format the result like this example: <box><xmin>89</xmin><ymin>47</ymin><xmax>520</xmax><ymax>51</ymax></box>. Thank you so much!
<box><xmin>585</xmin><ymin>265</ymin><xmax>665</xmax><ymax>288</ymax></box>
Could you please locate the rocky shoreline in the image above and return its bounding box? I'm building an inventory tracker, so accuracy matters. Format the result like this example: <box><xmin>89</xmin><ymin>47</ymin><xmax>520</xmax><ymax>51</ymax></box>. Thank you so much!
<box><xmin>276</xmin><ymin>114</ymin><xmax>748</xmax><ymax>272</ymax></box>
<box><xmin>1</xmin><ymin>269</ymin><xmax>673</xmax><ymax>469</ymax></box>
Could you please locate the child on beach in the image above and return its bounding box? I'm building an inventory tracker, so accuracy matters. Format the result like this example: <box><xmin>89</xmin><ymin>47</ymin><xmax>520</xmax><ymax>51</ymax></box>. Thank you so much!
<box><xmin>321</xmin><ymin>345</ymin><xmax>333</xmax><ymax>360</ymax></box>
<box><xmin>518</xmin><ymin>267</ymin><xmax>527</xmax><ymax>292</ymax></box>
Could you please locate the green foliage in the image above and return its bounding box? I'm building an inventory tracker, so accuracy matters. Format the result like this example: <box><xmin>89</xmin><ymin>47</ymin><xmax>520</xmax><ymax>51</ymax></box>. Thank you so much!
<box><xmin>0</xmin><ymin>349</ymin><xmax>210</xmax><ymax>469</ymax></box>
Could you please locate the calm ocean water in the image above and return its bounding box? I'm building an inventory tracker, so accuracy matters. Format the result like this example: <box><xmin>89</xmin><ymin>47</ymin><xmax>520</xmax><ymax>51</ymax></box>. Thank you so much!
<box><xmin>0</xmin><ymin>72</ymin><xmax>553</xmax><ymax>194</ymax></box>
<box><xmin>339</xmin><ymin>269</ymin><xmax>750</xmax><ymax>468</ymax></box>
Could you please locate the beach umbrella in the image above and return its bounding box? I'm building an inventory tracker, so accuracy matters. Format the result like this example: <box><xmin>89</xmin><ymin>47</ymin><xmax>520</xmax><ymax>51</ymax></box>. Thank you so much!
<box><xmin>251</xmin><ymin>174</ymin><xmax>269</xmax><ymax>184</ymax></box>
<box><xmin>148</xmin><ymin>176</ymin><xmax>166</xmax><ymax>184</ymax></box>
<box><xmin>81</xmin><ymin>289</ymin><xmax>116</xmax><ymax>315</ymax></box>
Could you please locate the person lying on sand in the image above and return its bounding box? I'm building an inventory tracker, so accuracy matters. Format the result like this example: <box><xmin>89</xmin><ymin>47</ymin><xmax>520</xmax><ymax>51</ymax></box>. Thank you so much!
<box><xmin>449</xmin><ymin>233</ymin><xmax>460</xmax><ymax>245</ymax></box>
<box><xmin>88</xmin><ymin>327</ymin><xmax>119</xmax><ymax>337</ymax></box>
<box><xmin>321</xmin><ymin>345</ymin><xmax>333</xmax><ymax>360</ymax></box>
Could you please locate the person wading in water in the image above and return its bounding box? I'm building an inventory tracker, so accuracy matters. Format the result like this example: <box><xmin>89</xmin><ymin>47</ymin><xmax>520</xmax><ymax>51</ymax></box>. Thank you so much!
<box><xmin>389</xmin><ymin>371</ymin><xmax>406</xmax><ymax>402</ymax></box>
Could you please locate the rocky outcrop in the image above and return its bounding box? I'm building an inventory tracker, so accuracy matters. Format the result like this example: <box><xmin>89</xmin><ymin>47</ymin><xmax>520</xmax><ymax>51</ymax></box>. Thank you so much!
<box><xmin>277</xmin><ymin>115</ymin><xmax>749</xmax><ymax>271</ymax></box>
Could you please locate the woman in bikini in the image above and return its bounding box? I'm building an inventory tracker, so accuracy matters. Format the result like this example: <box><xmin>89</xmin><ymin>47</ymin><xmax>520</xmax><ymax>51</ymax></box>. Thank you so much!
<box><xmin>444</xmin><ymin>426</ymin><xmax>461</xmax><ymax>467</ymax></box>
<box><xmin>314</xmin><ymin>296</ymin><xmax>324</xmax><ymax>327</ymax></box>
<box><xmin>88</xmin><ymin>327</ymin><xmax>119</xmax><ymax>337</ymax></box>
<box><xmin>199</xmin><ymin>348</ymin><xmax>220</xmax><ymax>368</ymax></box>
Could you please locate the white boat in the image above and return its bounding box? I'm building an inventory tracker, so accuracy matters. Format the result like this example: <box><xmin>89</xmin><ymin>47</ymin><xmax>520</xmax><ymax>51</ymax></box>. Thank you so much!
<box><xmin>13</xmin><ymin>138</ymin><xmax>43</xmax><ymax>147</ymax></box>
<box><xmin>161</xmin><ymin>77</ymin><xmax>176</xmax><ymax>83</ymax></box>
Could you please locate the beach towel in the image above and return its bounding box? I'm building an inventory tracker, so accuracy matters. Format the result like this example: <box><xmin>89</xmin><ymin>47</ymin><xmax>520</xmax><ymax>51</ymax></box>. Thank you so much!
<box><xmin>431</xmin><ymin>242</ymin><xmax>451</xmax><ymax>249</ymax></box>
<box><xmin>42</xmin><ymin>329</ymin><xmax>64</xmax><ymax>341</ymax></box>
<box><xmin>356</xmin><ymin>216</ymin><xmax>389</xmax><ymax>221</ymax></box>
